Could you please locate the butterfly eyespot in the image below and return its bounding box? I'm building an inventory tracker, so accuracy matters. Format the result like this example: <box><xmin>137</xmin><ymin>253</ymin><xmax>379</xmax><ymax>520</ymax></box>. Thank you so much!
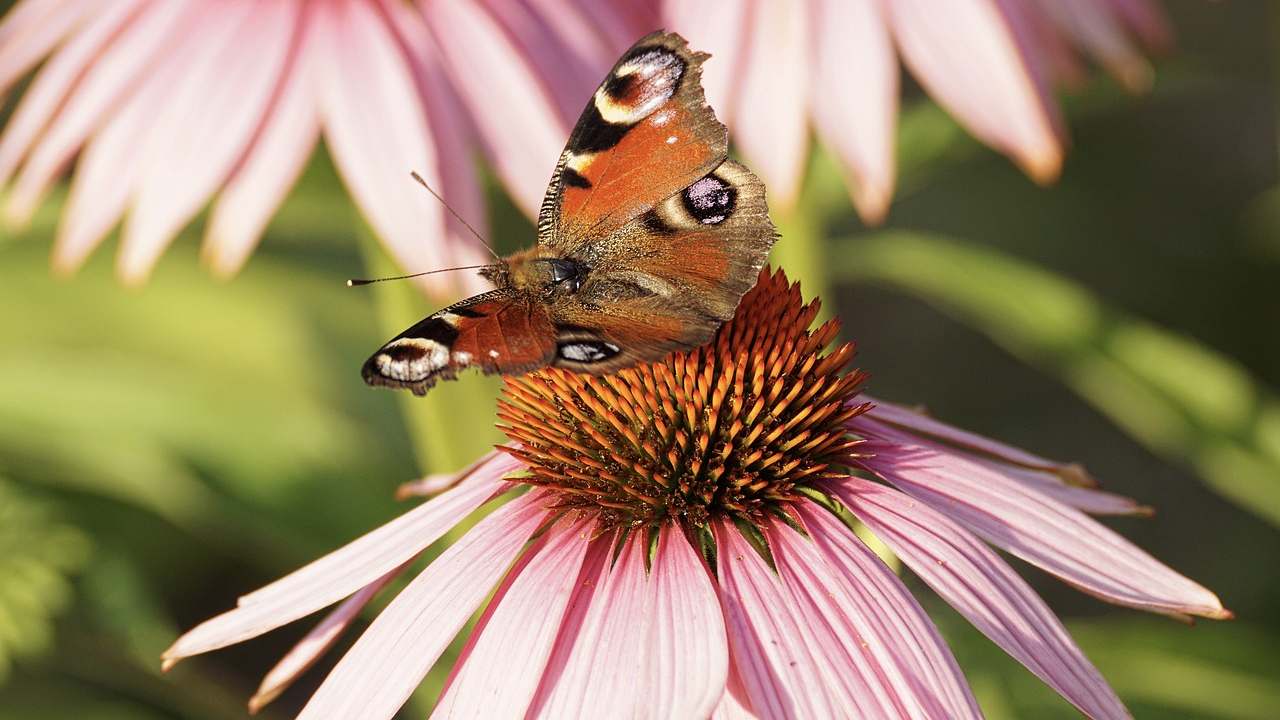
<box><xmin>557</xmin><ymin>340</ymin><xmax>621</xmax><ymax>364</ymax></box>
<box><xmin>682</xmin><ymin>175</ymin><xmax>736</xmax><ymax>225</ymax></box>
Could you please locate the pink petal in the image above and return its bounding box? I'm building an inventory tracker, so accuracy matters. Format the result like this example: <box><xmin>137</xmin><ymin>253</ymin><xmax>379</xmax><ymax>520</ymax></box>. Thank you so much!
<box><xmin>204</xmin><ymin>1</ymin><xmax>319</xmax><ymax>278</ymax></box>
<box><xmin>659</xmin><ymin>0</ymin><xmax>750</xmax><ymax>125</ymax></box>
<box><xmin>1028</xmin><ymin>0</ymin><xmax>1153</xmax><ymax>92</ymax></box>
<box><xmin>248</xmin><ymin>560</ymin><xmax>409</xmax><ymax>714</ymax></box>
<box><xmin>710</xmin><ymin>664</ymin><xmax>758</xmax><ymax>720</ymax></box>
<box><xmin>120</xmin><ymin>0</ymin><xmax>296</xmax><ymax>284</ymax></box>
<box><xmin>809</xmin><ymin>0</ymin><xmax>897</xmax><ymax>223</ymax></box>
<box><xmin>432</xmin><ymin>516</ymin><xmax>592</xmax><ymax>718</ymax></box>
<box><xmin>528</xmin><ymin>529</ymin><xmax>718</xmax><ymax>718</ymax></box>
<box><xmin>887</xmin><ymin>0</ymin><xmax>1063</xmax><ymax>183</ymax></box>
<box><xmin>1108</xmin><ymin>0</ymin><xmax>1173</xmax><ymax>52</ymax></box>
<box><xmin>162</xmin><ymin>471</ymin><xmax>505</xmax><ymax>662</ymax></box>
<box><xmin>826</xmin><ymin>476</ymin><xmax>1130</xmax><ymax>720</ymax></box>
<box><xmin>859</xmin><ymin>397</ymin><xmax>1095</xmax><ymax>485</ymax></box>
<box><xmin>792</xmin><ymin>503</ymin><xmax>982</xmax><ymax>719</ymax></box>
<box><xmin>0</xmin><ymin>0</ymin><xmax>143</xmax><ymax>187</ymax></box>
<box><xmin>0</xmin><ymin>0</ymin><xmax>89</xmax><ymax>96</ymax></box>
<box><xmin>858</xmin><ymin>438</ymin><xmax>1230</xmax><ymax>619</ymax></box>
<box><xmin>297</xmin><ymin>491</ymin><xmax>550</xmax><ymax>720</ymax></box>
<box><xmin>642</xmin><ymin>525</ymin><xmax>730</xmax><ymax>718</ymax></box>
<box><xmin>424</xmin><ymin>0</ymin><xmax>567</xmax><ymax>217</ymax></box>
<box><xmin>382</xmin><ymin>1</ymin><xmax>493</xmax><ymax>296</ymax></box>
<box><xmin>714</xmin><ymin>519</ymin><xmax>853</xmax><ymax>718</ymax></box>
<box><xmin>397</xmin><ymin>447</ymin><xmax>524</xmax><ymax>500</ymax></box>
<box><xmin>971</xmin><ymin>457</ymin><xmax>1151</xmax><ymax>516</ymax></box>
<box><xmin>729</xmin><ymin>0</ymin><xmax>809</xmax><ymax>209</ymax></box>
<box><xmin>5</xmin><ymin>0</ymin><xmax>195</xmax><ymax>233</ymax></box>
<box><xmin>565</xmin><ymin>0</ymin><xmax>659</xmax><ymax>56</ymax></box>
<box><xmin>316</xmin><ymin>0</ymin><xmax>463</xmax><ymax>289</ymax></box>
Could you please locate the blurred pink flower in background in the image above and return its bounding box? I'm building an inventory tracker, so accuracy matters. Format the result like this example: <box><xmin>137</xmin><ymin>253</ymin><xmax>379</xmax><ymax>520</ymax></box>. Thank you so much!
<box><xmin>662</xmin><ymin>0</ymin><xmax>1170</xmax><ymax>218</ymax></box>
<box><xmin>162</xmin><ymin>271</ymin><xmax>1226</xmax><ymax>719</ymax></box>
<box><xmin>0</xmin><ymin>0</ymin><xmax>1169</xmax><ymax>284</ymax></box>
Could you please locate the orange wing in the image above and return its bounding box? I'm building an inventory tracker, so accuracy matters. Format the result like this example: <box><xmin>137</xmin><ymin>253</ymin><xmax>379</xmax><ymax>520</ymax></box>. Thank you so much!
<box><xmin>362</xmin><ymin>291</ymin><xmax>556</xmax><ymax>396</ymax></box>
<box><xmin>537</xmin><ymin>31</ymin><xmax>728</xmax><ymax>253</ymax></box>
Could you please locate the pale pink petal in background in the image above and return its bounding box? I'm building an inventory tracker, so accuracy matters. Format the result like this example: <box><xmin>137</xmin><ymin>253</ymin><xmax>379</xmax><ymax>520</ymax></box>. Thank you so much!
<box><xmin>120</xmin><ymin>0</ymin><xmax>292</xmax><ymax>283</ymax></box>
<box><xmin>564</xmin><ymin>0</ymin><xmax>658</xmax><ymax>57</ymax></box>
<box><xmin>1028</xmin><ymin>0</ymin><xmax>1153</xmax><ymax>92</ymax></box>
<box><xmin>642</xmin><ymin>526</ymin><xmax>729</xmax><ymax>719</ymax></box>
<box><xmin>714</xmin><ymin>520</ymin><xmax>850</xmax><ymax>718</ymax></box>
<box><xmin>1110</xmin><ymin>0</ymin><xmax>1173</xmax><ymax>52</ymax></box>
<box><xmin>527</xmin><ymin>534</ymin><xmax>654</xmax><ymax>718</ymax></box>
<box><xmin>386</xmin><ymin>0</ymin><xmax>494</xmax><ymax>295</ymax></box>
<box><xmin>162</xmin><ymin>472</ymin><xmax>504</xmax><ymax>662</ymax></box>
<box><xmin>809</xmin><ymin>0</ymin><xmax>897</xmax><ymax>223</ymax></box>
<box><xmin>5</xmin><ymin>0</ymin><xmax>194</xmax><ymax>232</ymax></box>
<box><xmin>859</xmin><ymin>438</ymin><xmax>1231</xmax><ymax>619</ymax></box>
<box><xmin>316</xmin><ymin>0</ymin><xmax>449</xmax><ymax>293</ymax></box>
<box><xmin>0</xmin><ymin>0</ymin><xmax>143</xmax><ymax>186</ymax></box>
<box><xmin>729</xmin><ymin>0</ymin><xmax>810</xmax><ymax>209</ymax></box>
<box><xmin>828</xmin><ymin>476</ymin><xmax>1131</xmax><ymax>720</ymax></box>
<box><xmin>297</xmin><ymin>491</ymin><xmax>549</xmax><ymax>720</ymax></box>
<box><xmin>424</xmin><ymin>0</ymin><xmax>567</xmax><ymax>217</ymax></box>
<box><xmin>204</xmin><ymin>0</ymin><xmax>319</xmax><ymax>278</ymax></box>
<box><xmin>248</xmin><ymin>560</ymin><xmax>409</xmax><ymax>714</ymax></box>
<box><xmin>793</xmin><ymin>504</ymin><xmax>983</xmax><ymax>719</ymax></box>
<box><xmin>888</xmin><ymin>0</ymin><xmax>1063</xmax><ymax>183</ymax></box>
<box><xmin>0</xmin><ymin>0</ymin><xmax>91</xmax><ymax>95</ymax></box>
<box><xmin>433</xmin><ymin>517</ymin><xmax>591</xmax><ymax>718</ymax></box>
<box><xmin>660</xmin><ymin>0</ymin><xmax>750</xmax><ymax>127</ymax></box>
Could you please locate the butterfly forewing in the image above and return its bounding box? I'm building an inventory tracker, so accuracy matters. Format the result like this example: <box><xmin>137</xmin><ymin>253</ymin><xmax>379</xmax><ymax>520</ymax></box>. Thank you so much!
<box><xmin>362</xmin><ymin>291</ymin><xmax>556</xmax><ymax>396</ymax></box>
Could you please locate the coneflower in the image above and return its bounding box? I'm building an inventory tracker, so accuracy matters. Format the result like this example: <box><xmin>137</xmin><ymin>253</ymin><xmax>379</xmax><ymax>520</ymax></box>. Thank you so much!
<box><xmin>165</xmin><ymin>269</ymin><xmax>1227</xmax><ymax>719</ymax></box>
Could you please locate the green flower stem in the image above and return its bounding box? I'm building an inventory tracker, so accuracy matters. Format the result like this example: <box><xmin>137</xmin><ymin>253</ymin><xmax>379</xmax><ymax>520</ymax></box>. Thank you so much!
<box><xmin>357</xmin><ymin>227</ymin><xmax>503</xmax><ymax>474</ymax></box>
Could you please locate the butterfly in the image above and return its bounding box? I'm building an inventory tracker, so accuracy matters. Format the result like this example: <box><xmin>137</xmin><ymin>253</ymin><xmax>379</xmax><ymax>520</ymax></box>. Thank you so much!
<box><xmin>362</xmin><ymin>31</ymin><xmax>776</xmax><ymax>396</ymax></box>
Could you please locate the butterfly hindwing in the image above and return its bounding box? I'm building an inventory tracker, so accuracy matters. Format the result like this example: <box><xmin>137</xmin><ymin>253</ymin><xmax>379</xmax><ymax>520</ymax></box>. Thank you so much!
<box><xmin>537</xmin><ymin>31</ymin><xmax>728</xmax><ymax>252</ymax></box>
<box><xmin>548</xmin><ymin>158</ymin><xmax>776</xmax><ymax>370</ymax></box>
<box><xmin>362</xmin><ymin>291</ymin><xmax>556</xmax><ymax>396</ymax></box>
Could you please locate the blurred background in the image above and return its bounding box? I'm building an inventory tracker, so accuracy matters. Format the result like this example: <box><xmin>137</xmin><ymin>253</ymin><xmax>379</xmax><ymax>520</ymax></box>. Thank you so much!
<box><xmin>1</xmin><ymin>1</ymin><xmax>1277</xmax><ymax>718</ymax></box>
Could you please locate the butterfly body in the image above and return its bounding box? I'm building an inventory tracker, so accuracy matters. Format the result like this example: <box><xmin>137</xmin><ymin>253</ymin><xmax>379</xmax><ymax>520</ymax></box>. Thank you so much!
<box><xmin>363</xmin><ymin>31</ymin><xmax>776</xmax><ymax>396</ymax></box>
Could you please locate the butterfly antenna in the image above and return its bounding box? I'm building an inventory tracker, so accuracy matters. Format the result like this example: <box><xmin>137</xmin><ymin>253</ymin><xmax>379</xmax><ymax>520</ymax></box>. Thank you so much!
<box><xmin>347</xmin><ymin>264</ymin><xmax>489</xmax><ymax>287</ymax></box>
<box><xmin>409</xmin><ymin>171</ymin><xmax>500</xmax><ymax>261</ymax></box>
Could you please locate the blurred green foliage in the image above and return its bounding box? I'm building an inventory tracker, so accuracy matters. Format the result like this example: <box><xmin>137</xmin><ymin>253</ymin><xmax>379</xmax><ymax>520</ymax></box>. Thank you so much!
<box><xmin>0</xmin><ymin>2</ymin><xmax>1277</xmax><ymax>718</ymax></box>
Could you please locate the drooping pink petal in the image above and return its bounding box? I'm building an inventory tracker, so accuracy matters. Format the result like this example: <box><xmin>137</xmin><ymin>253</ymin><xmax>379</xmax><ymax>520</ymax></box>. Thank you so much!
<box><xmin>382</xmin><ymin>0</ymin><xmax>493</xmax><ymax>296</ymax></box>
<box><xmin>792</xmin><ymin>503</ymin><xmax>982</xmax><ymax>719</ymax></box>
<box><xmin>713</xmin><ymin>520</ymin><xmax>856</xmax><ymax>718</ymax></box>
<box><xmin>809</xmin><ymin>0</ymin><xmax>897</xmax><ymax>223</ymax></box>
<box><xmin>432</xmin><ymin>516</ymin><xmax>592</xmax><ymax>718</ymax></box>
<box><xmin>424</xmin><ymin>0</ymin><xmax>567</xmax><ymax>217</ymax></box>
<box><xmin>297</xmin><ymin>491</ymin><xmax>550</xmax><ymax>720</ymax></box>
<box><xmin>248</xmin><ymin>560</ymin><xmax>410</xmax><ymax>714</ymax></box>
<box><xmin>1108</xmin><ymin>0</ymin><xmax>1173</xmax><ymax>53</ymax></box>
<box><xmin>710</xmin><ymin>663</ymin><xmax>757</xmax><ymax>720</ymax></box>
<box><xmin>120</xmin><ymin>0</ymin><xmax>296</xmax><ymax>284</ymax></box>
<box><xmin>315</xmin><ymin>0</ymin><xmax>449</xmax><ymax>286</ymax></box>
<box><xmin>659</xmin><ymin>0</ymin><xmax>750</xmax><ymax>125</ymax></box>
<box><xmin>0</xmin><ymin>0</ymin><xmax>144</xmax><ymax>186</ymax></box>
<box><xmin>858</xmin><ymin>438</ymin><xmax>1231</xmax><ymax>619</ymax></box>
<box><xmin>396</xmin><ymin>448</ymin><xmax>524</xmax><ymax>500</ymax></box>
<box><xmin>6</xmin><ymin>0</ymin><xmax>195</xmax><ymax>233</ymax></box>
<box><xmin>825</xmin><ymin>476</ymin><xmax>1131</xmax><ymax>720</ymax></box>
<box><xmin>641</xmin><ymin>525</ymin><xmax>729</xmax><ymax>718</ymax></box>
<box><xmin>1027</xmin><ymin>0</ymin><xmax>1153</xmax><ymax>92</ymax></box>
<box><xmin>971</xmin><ymin>457</ymin><xmax>1151</xmax><ymax>516</ymax></box>
<box><xmin>162</xmin><ymin>472</ymin><xmax>505</xmax><ymax>662</ymax></box>
<box><xmin>529</xmin><ymin>529</ymin><xmax>719</xmax><ymax>718</ymax></box>
<box><xmin>729</xmin><ymin>0</ymin><xmax>809</xmax><ymax>209</ymax></box>
<box><xmin>859</xmin><ymin>397</ymin><xmax>1097</xmax><ymax>486</ymax></box>
<box><xmin>0</xmin><ymin>0</ymin><xmax>90</xmax><ymax>96</ymax></box>
<box><xmin>204</xmin><ymin>0</ymin><xmax>320</xmax><ymax>278</ymax></box>
<box><xmin>887</xmin><ymin>0</ymin><xmax>1063</xmax><ymax>183</ymax></box>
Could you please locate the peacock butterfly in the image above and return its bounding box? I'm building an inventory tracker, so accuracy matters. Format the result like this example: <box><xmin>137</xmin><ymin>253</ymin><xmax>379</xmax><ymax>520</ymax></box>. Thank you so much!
<box><xmin>362</xmin><ymin>31</ymin><xmax>776</xmax><ymax>396</ymax></box>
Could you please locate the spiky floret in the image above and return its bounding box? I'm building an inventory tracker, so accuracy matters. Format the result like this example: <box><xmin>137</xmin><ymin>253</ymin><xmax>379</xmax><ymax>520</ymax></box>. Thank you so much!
<box><xmin>497</xmin><ymin>268</ymin><xmax>869</xmax><ymax>534</ymax></box>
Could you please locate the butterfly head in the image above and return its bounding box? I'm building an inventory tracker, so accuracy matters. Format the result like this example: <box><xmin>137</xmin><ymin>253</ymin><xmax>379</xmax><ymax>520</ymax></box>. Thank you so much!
<box><xmin>489</xmin><ymin>249</ymin><xmax>585</xmax><ymax>297</ymax></box>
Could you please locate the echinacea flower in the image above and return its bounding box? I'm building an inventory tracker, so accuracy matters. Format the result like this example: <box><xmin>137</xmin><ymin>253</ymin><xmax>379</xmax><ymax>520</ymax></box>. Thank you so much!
<box><xmin>164</xmin><ymin>269</ymin><xmax>1226</xmax><ymax>719</ymax></box>
<box><xmin>661</xmin><ymin>0</ymin><xmax>1172</xmax><ymax>218</ymax></box>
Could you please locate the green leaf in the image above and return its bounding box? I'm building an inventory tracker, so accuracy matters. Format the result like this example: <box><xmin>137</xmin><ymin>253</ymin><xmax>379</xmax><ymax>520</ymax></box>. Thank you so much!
<box><xmin>832</xmin><ymin>231</ymin><xmax>1280</xmax><ymax>526</ymax></box>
